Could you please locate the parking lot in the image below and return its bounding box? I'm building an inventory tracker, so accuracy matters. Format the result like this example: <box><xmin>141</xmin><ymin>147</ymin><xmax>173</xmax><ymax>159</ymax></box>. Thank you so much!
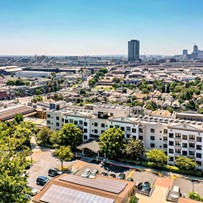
<box><xmin>172</xmin><ymin>178</ymin><xmax>203</xmax><ymax>198</ymax></box>
<box><xmin>27</xmin><ymin>150</ymin><xmax>75</xmax><ymax>190</ymax></box>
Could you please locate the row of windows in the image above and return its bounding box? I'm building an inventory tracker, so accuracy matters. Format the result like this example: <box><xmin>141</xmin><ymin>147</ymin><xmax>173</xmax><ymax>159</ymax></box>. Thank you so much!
<box><xmin>150</xmin><ymin>129</ymin><xmax>168</xmax><ymax>134</ymax></box>
<box><xmin>169</xmin><ymin>133</ymin><xmax>202</xmax><ymax>142</ymax></box>
<box><xmin>169</xmin><ymin>149</ymin><xmax>202</xmax><ymax>158</ymax></box>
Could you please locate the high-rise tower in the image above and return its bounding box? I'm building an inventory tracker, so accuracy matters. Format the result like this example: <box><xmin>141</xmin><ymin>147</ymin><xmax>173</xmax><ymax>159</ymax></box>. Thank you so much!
<box><xmin>128</xmin><ymin>40</ymin><xmax>140</xmax><ymax>62</ymax></box>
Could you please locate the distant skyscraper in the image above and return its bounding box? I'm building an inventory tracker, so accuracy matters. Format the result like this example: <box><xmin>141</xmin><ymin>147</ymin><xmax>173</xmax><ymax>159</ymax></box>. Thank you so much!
<box><xmin>128</xmin><ymin>40</ymin><xmax>140</xmax><ymax>62</ymax></box>
<box><xmin>182</xmin><ymin>49</ymin><xmax>188</xmax><ymax>55</ymax></box>
<box><xmin>193</xmin><ymin>44</ymin><xmax>199</xmax><ymax>60</ymax></box>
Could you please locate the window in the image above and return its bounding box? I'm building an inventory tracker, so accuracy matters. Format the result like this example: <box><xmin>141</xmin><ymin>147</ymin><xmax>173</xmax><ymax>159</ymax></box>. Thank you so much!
<box><xmin>83</xmin><ymin>128</ymin><xmax>87</xmax><ymax>133</ymax></box>
<box><xmin>189</xmin><ymin>143</ymin><xmax>195</xmax><ymax>148</ymax></box>
<box><xmin>189</xmin><ymin>134</ymin><xmax>195</xmax><ymax>140</ymax></box>
<box><xmin>115</xmin><ymin>125</ymin><xmax>119</xmax><ymax>128</ymax></box>
<box><xmin>169</xmin><ymin>149</ymin><xmax>174</xmax><ymax>153</ymax></box>
<box><xmin>196</xmin><ymin>153</ymin><xmax>202</xmax><ymax>158</ymax></box>
<box><xmin>94</xmin><ymin>129</ymin><xmax>98</xmax><ymax>134</ymax></box>
<box><xmin>47</xmin><ymin>120</ymin><xmax>50</xmax><ymax>124</ymax></box>
<box><xmin>175</xmin><ymin>149</ymin><xmax>181</xmax><ymax>154</ymax></box>
<box><xmin>126</xmin><ymin>126</ymin><xmax>131</xmax><ymax>131</ymax></box>
<box><xmin>139</xmin><ymin>136</ymin><xmax>143</xmax><ymax>140</ymax></box>
<box><xmin>150</xmin><ymin>143</ymin><xmax>155</xmax><ymax>148</ymax></box>
<box><xmin>110</xmin><ymin>125</ymin><xmax>113</xmax><ymax>128</ymax></box>
<box><xmin>65</xmin><ymin>119</ymin><xmax>68</xmax><ymax>123</ymax></box>
<box><xmin>62</xmin><ymin>118</ymin><xmax>64</xmax><ymax>122</ymax></box>
<box><xmin>121</xmin><ymin>127</ymin><xmax>125</xmax><ymax>131</ymax></box>
<box><xmin>163</xmin><ymin>136</ymin><xmax>167</xmax><ymax>141</ymax></box>
<box><xmin>169</xmin><ymin>133</ymin><xmax>174</xmax><ymax>138</ymax></box>
<box><xmin>132</xmin><ymin>128</ymin><xmax>136</xmax><ymax>133</ymax></box>
<box><xmin>83</xmin><ymin>135</ymin><xmax>87</xmax><ymax>140</ymax></box>
<box><xmin>150</xmin><ymin>129</ymin><xmax>155</xmax><ymax>133</ymax></box>
<box><xmin>182</xmin><ymin>143</ymin><xmax>187</xmax><ymax>148</ymax></box>
<box><xmin>164</xmin><ymin>129</ymin><xmax>168</xmax><ymax>134</ymax></box>
<box><xmin>169</xmin><ymin>157</ymin><xmax>174</xmax><ymax>162</ymax></box>
<box><xmin>74</xmin><ymin>120</ymin><xmax>78</xmax><ymax>125</ymax></box>
<box><xmin>196</xmin><ymin>145</ymin><xmax>202</xmax><ymax>150</ymax></box>
<box><xmin>84</xmin><ymin>122</ymin><xmax>87</xmax><ymax>126</ymax></box>
<box><xmin>101</xmin><ymin>123</ymin><xmax>105</xmax><ymax>128</ymax></box>
<box><xmin>69</xmin><ymin>119</ymin><xmax>73</xmax><ymax>123</ymax></box>
<box><xmin>182</xmin><ymin>151</ymin><xmax>187</xmax><ymax>156</ymax></box>
<box><xmin>160</xmin><ymin>138</ymin><xmax>162</xmax><ymax>140</ymax></box>
<box><xmin>197</xmin><ymin>137</ymin><xmax>202</xmax><ymax>142</ymax></box>
<box><xmin>189</xmin><ymin>151</ymin><xmax>195</xmax><ymax>156</ymax></box>
<box><xmin>47</xmin><ymin>114</ymin><xmax>50</xmax><ymax>118</ymax></box>
<box><xmin>175</xmin><ymin>141</ymin><xmax>181</xmax><ymax>146</ymax></box>
<box><xmin>150</xmin><ymin>136</ymin><xmax>155</xmax><ymax>140</ymax></box>
<box><xmin>182</xmin><ymin>135</ymin><xmax>187</xmax><ymax>140</ymax></box>
<box><xmin>56</xmin><ymin>116</ymin><xmax>59</xmax><ymax>120</ymax></box>
<box><xmin>126</xmin><ymin>134</ymin><xmax>131</xmax><ymax>139</ymax></box>
<box><xmin>163</xmin><ymin>144</ymin><xmax>167</xmax><ymax>148</ymax></box>
<box><xmin>169</xmin><ymin>141</ymin><xmax>174</xmax><ymax>146</ymax></box>
<box><xmin>56</xmin><ymin>123</ymin><xmax>59</xmax><ymax>127</ymax></box>
<box><xmin>175</xmin><ymin>133</ymin><xmax>181</xmax><ymax>138</ymax></box>
<box><xmin>139</xmin><ymin>128</ymin><xmax>143</xmax><ymax>133</ymax></box>
<box><xmin>79</xmin><ymin>120</ymin><xmax>83</xmax><ymax>125</ymax></box>
<box><xmin>101</xmin><ymin>130</ymin><xmax>105</xmax><ymax>134</ymax></box>
<box><xmin>94</xmin><ymin>122</ymin><xmax>98</xmax><ymax>127</ymax></box>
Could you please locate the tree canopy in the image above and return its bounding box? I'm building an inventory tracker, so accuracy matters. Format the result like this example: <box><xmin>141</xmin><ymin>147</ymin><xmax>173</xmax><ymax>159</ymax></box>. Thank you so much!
<box><xmin>99</xmin><ymin>127</ymin><xmax>126</xmax><ymax>159</ymax></box>
<box><xmin>124</xmin><ymin>138</ymin><xmax>144</xmax><ymax>160</ymax></box>
<box><xmin>175</xmin><ymin>156</ymin><xmax>197</xmax><ymax>170</ymax></box>
<box><xmin>146</xmin><ymin>149</ymin><xmax>168</xmax><ymax>166</ymax></box>
<box><xmin>50</xmin><ymin>123</ymin><xmax>82</xmax><ymax>150</ymax></box>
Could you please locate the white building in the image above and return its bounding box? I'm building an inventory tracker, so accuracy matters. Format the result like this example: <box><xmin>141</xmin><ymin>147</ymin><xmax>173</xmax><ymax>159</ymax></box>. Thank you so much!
<box><xmin>46</xmin><ymin>104</ymin><xmax>203</xmax><ymax>169</ymax></box>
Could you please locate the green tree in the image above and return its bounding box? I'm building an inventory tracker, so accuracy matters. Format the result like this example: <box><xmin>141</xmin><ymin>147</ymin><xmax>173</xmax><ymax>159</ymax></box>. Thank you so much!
<box><xmin>145</xmin><ymin>101</ymin><xmax>157</xmax><ymax>111</ymax></box>
<box><xmin>37</xmin><ymin>127</ymin><xmax>53</xmax><ymax>145</ymax></box>
<box><xmin>14</xmin><ymin>114</ymin><xmax>24</xmax><ymax>124</ymax></box>
<box><xmin>35</xmin><ymin>88</ymin><xmax>42</xmax><ymax>95</ymax></box>
<box><xmin>99</xmin><ymin>127</ymin><xmax>126</xmax><ymax>159</ymax></box>
<box><xmin>189</xmin><ymin>192</ymin><xmax>203</xmax><ymax>202</ymax></box>
<box><xmin>54</xmin><ymin>146</ymin><xmax>73</xmax><ymax>170</ymax></box>
<box><xmin>124</xmin><ymin>138</ymin><xmax>145</xmax><ymax>160</ymax></box>
<box><xmin>175</xmin><ymin>156</ymin><xmax>197</xmax><ymax>170</ymax></box>
<box><xmin>0</xmin><ymin>144</ymin><xmax>30</xmax><ymax>202</ymax></box>
<box><xmin>146</xmin><ymin>149</ymin><xmax>168</xmax><ymax>166</ymax></box>
<box><xmin>128</xmin><ymin>195</ymin><xmax>139</xmax><ymax>203</ymax></box>
<box><xmin>50</xmin><ymin>123</ymin><xmax>82</xmax><ymax>150</ymax></box>
<box><xmin>199</xmin><ymin>107</ymin><xmax>203</xmax><ymax>114</ymax></box>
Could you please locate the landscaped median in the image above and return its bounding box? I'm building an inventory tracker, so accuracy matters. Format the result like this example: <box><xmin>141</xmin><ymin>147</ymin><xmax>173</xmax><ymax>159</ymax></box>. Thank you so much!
<box><xmin>118</xmin><ymin>159</ymin><xmax>203</xmax><ymax>177</ymax></box>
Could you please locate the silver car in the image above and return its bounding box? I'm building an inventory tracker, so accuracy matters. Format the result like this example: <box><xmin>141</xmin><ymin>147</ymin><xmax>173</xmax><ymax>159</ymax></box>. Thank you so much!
<box><xmin>89</xmin><ymin>170</ymin><xmax>99</xmax><ymax>179</ymax></box>
<box><xmin>81</xmin><ymin>169</ymin><xmax>91</xmax><ymax>178</ymax></box>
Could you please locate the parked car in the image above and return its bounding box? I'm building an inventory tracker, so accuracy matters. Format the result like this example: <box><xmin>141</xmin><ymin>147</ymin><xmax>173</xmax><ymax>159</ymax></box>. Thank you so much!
<box><xmin>117</xmin><ymin>173</ymin><xmax>125</xmax><ymax>179</ymax></box>
<box><xmin>81</xmin><ymin>169</ymin><xmax>91</xmax><ymax>178</ymax></box>
<box><xmin>101</xmin><ymin>172</ymin><xmax>108</xmax><ymax>176</ymax></box>
<box><xmin>170</xmin><ymin>186</ymin><xmax>180</xmax><ymax>200</ymax></box>
<box><xmin>28</xmin><ymin>186</ymin><xmax>38</xmax><ymax>196</ymax></box>
<box><xmin>141</xmin><ymin>182</ymin><xmax>151</xmax><ymax>193</ymax></box>
<box><xmin>127</xmin><ymin>177</ymin><xmax>134</xmax><ymax>182</ymax></box>
<box><xmin>89</xmin><ymin>169</ymin><xmax>99</xmax><ymax>179</ymax></box>
<box><xmin>36</xmin><ymin>176</ymin><xmax>49</xmax><ymax>186</ymax></box>
<box><xmin>109</xmin><ymin>173</ymin><xmax>116</xmax><ymax>178</ymax></box>
<box><xmin>48</xmin><ymin>168</ymin><xmax>63</xmax><ymax>177</ymax></box>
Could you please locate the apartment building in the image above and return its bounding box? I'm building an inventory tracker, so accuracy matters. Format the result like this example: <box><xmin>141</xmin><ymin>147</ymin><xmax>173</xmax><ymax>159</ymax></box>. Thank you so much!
<box><xmin>46</xmin><ymin>104</ymin><xmax>203</xmax><ymax>169</ymax></box>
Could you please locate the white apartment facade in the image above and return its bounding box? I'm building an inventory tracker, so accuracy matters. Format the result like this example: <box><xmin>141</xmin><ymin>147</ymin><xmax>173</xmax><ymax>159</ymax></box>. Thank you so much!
<box><xmin>46</xmin><ymin>105</ymin><xmax>203</xmax><ymax>169</ymax></box>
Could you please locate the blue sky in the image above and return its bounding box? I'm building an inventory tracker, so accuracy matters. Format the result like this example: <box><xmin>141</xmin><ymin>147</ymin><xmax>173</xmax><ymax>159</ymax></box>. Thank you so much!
<box><xmin>0</xmin><ymin>0</ymin><xmax>202</xmax><ymax>56</ymax></box>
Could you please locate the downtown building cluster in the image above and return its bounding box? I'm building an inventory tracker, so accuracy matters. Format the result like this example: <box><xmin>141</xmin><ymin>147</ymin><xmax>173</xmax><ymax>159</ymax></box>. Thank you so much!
<box><xmin>46</xmin><ymin>101</ymin><xmax>203</xmax><ymax>169</ymax></box>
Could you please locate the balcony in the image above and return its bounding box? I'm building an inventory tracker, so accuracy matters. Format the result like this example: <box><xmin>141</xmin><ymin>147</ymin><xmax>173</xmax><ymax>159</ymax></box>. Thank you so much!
<box><xmin>188</xmin><ymin>139</ymin><xmax>196</xmax><ymax>143</ymax></box>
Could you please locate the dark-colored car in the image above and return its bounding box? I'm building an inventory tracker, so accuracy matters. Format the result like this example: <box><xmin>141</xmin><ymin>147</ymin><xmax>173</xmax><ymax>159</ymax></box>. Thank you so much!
<box><xmin>141</xmin><ymin>182</ymin><xmax>151</xmax><ymax>193</ymax></box>
<box><xmin>48</xmin><ymin>168</ymin><xmax>62</xmax><ymax>177</ymax></box>
<box><xmin>36</xmin><ymin>176</ymin><xmax>49</xmax><ymax>186</ymax></box>
<box><xmin>109</xmin><ymin>173</ymin><xmax>116</xmax><ymax>178</ymax></box>
<box><xmin>117</xmin><ymin>173</ymin><xmax>125</xmax><ymax>179</ymax></box>
<box><xmin>101</xmin><ymin>172</ymin><xmax>108</xmax><ymax>176</ymax></box>
<box><xmin>127</xmin><ymin>177</ymin><xmax>134</xmax><ymax>182</ymax></box>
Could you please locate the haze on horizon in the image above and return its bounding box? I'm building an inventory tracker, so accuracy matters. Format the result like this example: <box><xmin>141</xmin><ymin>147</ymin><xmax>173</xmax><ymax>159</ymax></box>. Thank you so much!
<box><xmin>0</xmin><ymin>0</ymin><xmax>202</xmax><ymax>56</ymax></box>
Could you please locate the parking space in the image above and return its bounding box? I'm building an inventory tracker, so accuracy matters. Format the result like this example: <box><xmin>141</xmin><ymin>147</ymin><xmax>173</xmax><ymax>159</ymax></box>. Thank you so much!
<box><xmin>172</xmin><ymin>178</ymin><xmax>203</xmax><ymax>198</ymax></box>
<box><xmin>131</xmin><ymin>171</ymin><xmax>158</xmax><ymax>189</ymax></box>
<box><xmin>75</xmin><ymin>161</ymin><xmax>130</xmax><ymax>178</ymax></box>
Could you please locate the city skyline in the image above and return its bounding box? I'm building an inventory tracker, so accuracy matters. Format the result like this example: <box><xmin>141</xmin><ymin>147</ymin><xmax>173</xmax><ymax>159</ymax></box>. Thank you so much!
<box><xmin>0</xmin><ymin>0</ymin><xmax>203</xmax><ymax>56</ymax></box>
